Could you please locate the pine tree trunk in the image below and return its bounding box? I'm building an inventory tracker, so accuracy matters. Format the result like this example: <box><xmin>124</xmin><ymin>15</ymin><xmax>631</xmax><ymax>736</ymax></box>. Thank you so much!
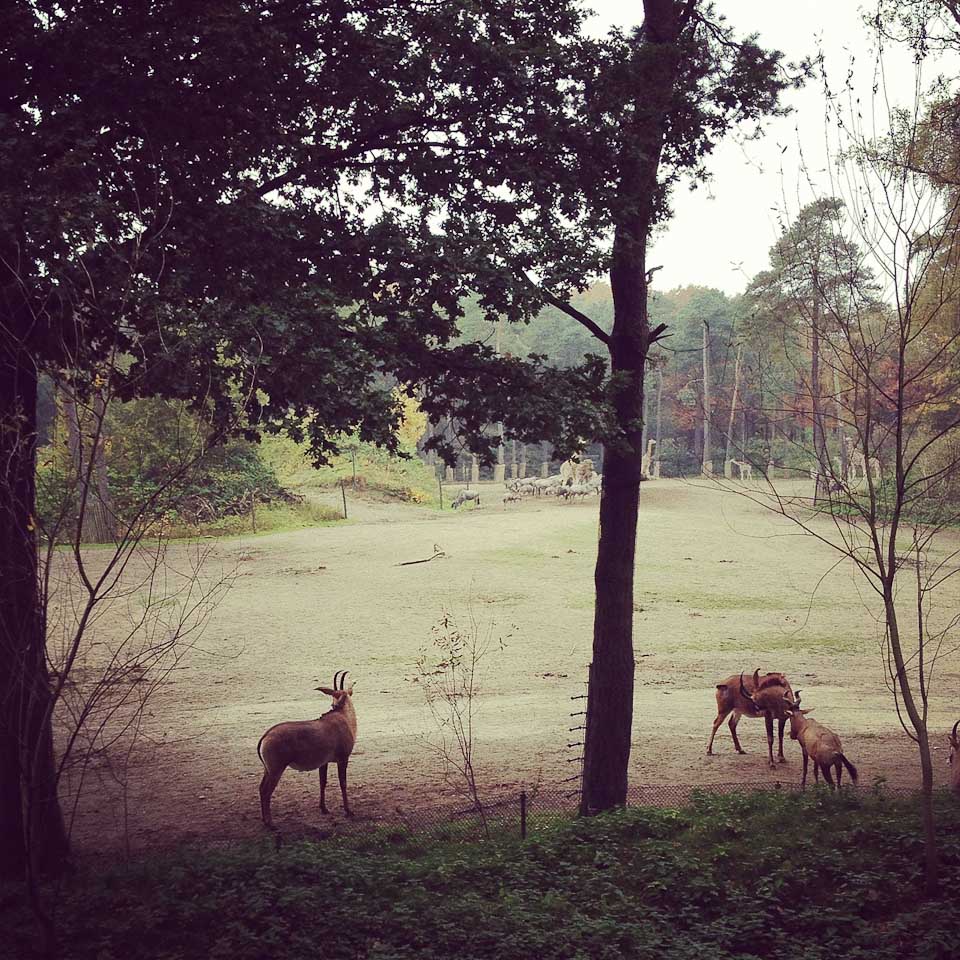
<box><xmin>702</xmin><ymin>320</ymin><xmax>712</xmax><ymax>474</ymax></box>
<box><xmin>724</xmin><ymin>343</ymin><xmax>743</xmax><ymax>471</ymax></box>
<box><xmin>833</xmin><ymin>368</ymin><xmax>847</xmax><ymax>479</ymax></box>
<box><xmin>655</xmin><ymin>366</ymin><xmax>663</xmax><ymax>477</ymax></box>
<box><xmin>811</xmin><ymin>292</ymin><xmax>830</xmax><ymax>501</ymax></box>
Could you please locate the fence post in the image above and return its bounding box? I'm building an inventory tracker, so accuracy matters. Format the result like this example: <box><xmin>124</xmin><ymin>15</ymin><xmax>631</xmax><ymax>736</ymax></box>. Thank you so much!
<box><xmin>520</xmin><ymin>790</ymin><xmax>527</xmax><ymax>840</ymax></box>
<box><xmin>438</xmin><ymin>474</ymin><xmax>443</xmax><ymax>510</ymax></box>
<box><xmin>340</xmin><ymin>479</ymin><xmax>348</xmax><ymax>519</ymax></box>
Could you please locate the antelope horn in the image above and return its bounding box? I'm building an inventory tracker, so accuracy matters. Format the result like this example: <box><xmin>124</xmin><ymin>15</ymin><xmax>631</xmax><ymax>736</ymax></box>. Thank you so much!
<box><xmin>739</xmin><ymin>672</ymin><xmax>755</xmax><ymax>702</ymax></box>
<box><xmin>338</xmin><ymin>670</ymin><xmax>349</xmax><ymax>691</ymax></box>
<box><xmin>333</xmin><ymin>670</ymin><xmax>346</xmax><ymax>691</ymax></box>
<box><xmin>951</xmin><ymin>719</ymin><xmax>960</xmax><ymax>741</ymax></box>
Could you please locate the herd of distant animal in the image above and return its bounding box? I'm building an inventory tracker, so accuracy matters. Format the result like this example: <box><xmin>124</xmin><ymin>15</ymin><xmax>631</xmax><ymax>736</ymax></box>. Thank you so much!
<box><xmin>256</xmin><ymin>667</ymin><xmax>960</xmax><ymax>828</ymax></box>
<box><xmin>451</xmin><ymin>457</ymin><xmax>605</xmax><ymax>510</ymax></box>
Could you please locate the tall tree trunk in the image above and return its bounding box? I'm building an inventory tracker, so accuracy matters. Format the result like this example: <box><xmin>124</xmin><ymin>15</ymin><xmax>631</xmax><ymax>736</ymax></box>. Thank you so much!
<box><xmin>833</xmin><ymin>367</ymin><xmax>847</xmax><ymax>479</ymax></box>
<box><xmin>582</xmin><ymin>0</ymin><xmax>690</xmax><ymax>813</ymax></box>
<box><xmin>811</xmin><ymin>290</ymin><xmax>830</xmax><ymax>501</ymax></box>
<box><xmin>0</xmin><ymin>327</ymin><xmax>70</xmax><ymax>880</ymax></box>
<box><xmin>640</xmin><ymin>384</ymin><xmax>649</xmax><ymax>459</ymax></box>
<box><xmin>724</xmin><ymin>343</ymin><xmax>743</xmax><ymax>473</ymax></box>
<box><xmin>702</xmin><ymin>320</ymin><xmax>712</xmax><ymax>474</ymax></box>
<box><xmin>655</xmin><ymin>366</ymin><xmax>663</xmax><ymax>477</ymax></box>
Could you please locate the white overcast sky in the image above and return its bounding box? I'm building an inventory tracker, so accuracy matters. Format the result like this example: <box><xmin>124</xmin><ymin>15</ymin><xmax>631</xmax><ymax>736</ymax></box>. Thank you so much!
<box><xmin>582</xmin><ymin>1</ymin><xmax>943</xmax><ymax>296</ymax></box>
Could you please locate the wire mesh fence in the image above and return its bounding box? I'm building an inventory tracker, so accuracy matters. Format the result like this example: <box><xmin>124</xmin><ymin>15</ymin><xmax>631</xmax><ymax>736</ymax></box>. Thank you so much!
<box><xmin>288</xmin><ymin>777</ymin><xmax>928</xmax><ymax>847</ymax></box>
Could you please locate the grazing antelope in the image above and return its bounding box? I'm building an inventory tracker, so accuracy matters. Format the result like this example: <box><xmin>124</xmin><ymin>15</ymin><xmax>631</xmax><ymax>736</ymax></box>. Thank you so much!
<box><xmin>949</xmin><ymin>720</ymin><xmax>960</xmax><ymax>795</ymax></box>
<box><xmin>786</xmin><ymin>693</ymin><xmax>857</xmax><ymax>789</ymax></box>
<box><xmin>707</xmin><ymin>669</ymin><xmax>794</xmax><ymax>766</ymax></box>
<box><xmin>257</xmin><ymin>670</ymin><xmax>357</xmax><ymax>828</ymax></box>
<box><xmin>450</xmin><ymin>489</ymin><xmax>480</xmax><ymax>509</ymax></box>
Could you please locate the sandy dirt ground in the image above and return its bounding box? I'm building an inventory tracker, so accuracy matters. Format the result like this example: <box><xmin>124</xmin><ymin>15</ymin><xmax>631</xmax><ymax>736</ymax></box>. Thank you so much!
<box><xmin>58</xmin><ymin>479</ymin><xmax>960</xmax><ymax>857</ymax></box>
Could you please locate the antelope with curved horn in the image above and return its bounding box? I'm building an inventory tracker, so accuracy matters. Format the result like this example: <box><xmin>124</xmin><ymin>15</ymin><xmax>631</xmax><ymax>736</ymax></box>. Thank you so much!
<box><xmin>785</xmin><ymin>693</ymin><xmax>858</xmax><ymax>790</ymax></box>
<box><xmin>949</xmin><ymin>720</ymin><xmax>960</xmax><ymax>795</ymax></box>
<box><xmin>707</xmin><ymin>668</ymin><xmax>794</xmax><ymax>766</ymax></box>
<box><xmin>257</xmin><ymin>670</ymin><xmax>357</xmax><ymax>828</ymax></box>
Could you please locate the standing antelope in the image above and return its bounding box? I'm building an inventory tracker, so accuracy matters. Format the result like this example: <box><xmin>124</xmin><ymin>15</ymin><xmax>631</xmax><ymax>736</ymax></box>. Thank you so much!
<box><xmin>257</xmin><ymin>670</ymin><xmax>357</xmax><ymax>828</ymax></box>
<box><xmin>708</xmin><ymin>668</ymin><xmax>794</xmax><ymax>765</ymax></box>
<box><xmin>786</xmin><ymin>693</ymin><xmax>857</xmax><ymax>789</ymax></box>
<box><xmin>949</xmin><ymin>720</ymin><xmax>960</xmax><ymax>795</ymax></box>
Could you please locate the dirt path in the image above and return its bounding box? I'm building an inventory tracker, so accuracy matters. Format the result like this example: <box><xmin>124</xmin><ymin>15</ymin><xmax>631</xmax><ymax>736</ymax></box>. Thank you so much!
<box><xmin>61</xmin><ymin>480</ymin><xmax>960</xmax><ymax>856</ymax></box>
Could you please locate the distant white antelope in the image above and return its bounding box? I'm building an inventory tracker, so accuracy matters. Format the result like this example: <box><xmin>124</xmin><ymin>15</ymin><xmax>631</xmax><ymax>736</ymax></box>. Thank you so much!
<box><xmin>731</xmin><ymin>459</ymin><xmax>753</xmax><ymax>481</ymax></box>
<box><xmin>450</xmin><ymin>489</ymin><xmax>480</xmax><ymax>509</ymax></box>
<box><xmin>258</xmin><ymin>670</ymin><xmax>357</xmax><ymax>828</ymax></box>
<box><xmin>641</xmin><ymin>439</ymin><xmax>657</xmax><ymax>479</ymax></box>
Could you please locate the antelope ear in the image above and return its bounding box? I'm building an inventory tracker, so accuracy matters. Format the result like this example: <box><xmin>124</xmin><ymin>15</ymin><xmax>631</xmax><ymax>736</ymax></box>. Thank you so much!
<box><xmin>802</xmin><ymin>708</ymin><xmax>812</xmax><ymax>715</ymax></box>
<box><xmin>316</xmin><ymin>686</ymin><xmax>337</xmax><ymax>695</ymax></box>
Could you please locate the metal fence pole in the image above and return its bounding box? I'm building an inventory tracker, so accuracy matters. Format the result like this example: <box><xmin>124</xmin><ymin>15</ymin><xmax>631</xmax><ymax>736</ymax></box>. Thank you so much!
<box><xmin>578</xmin><ymin>662</ymin><xmax>593</xmax><ymax>817</ymax></box>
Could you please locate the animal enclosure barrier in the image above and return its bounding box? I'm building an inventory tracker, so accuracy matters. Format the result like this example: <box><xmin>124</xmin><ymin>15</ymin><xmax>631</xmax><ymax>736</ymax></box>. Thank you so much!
<box><xmin>190</xmin><ymin>779</ymin><xmax>933</xmax><ymax>860</ymax></box>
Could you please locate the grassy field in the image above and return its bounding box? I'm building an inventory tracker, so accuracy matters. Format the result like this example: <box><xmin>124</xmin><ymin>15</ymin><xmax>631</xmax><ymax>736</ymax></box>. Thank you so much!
<box><xmin>42</xmin><ymin>478</ymin><xmax>960</xmax><ymax>861</ymax></box>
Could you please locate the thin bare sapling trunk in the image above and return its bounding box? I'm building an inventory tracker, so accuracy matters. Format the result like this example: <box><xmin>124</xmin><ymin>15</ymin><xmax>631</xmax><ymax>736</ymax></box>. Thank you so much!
<box><xmin>415</xmin><ymin>611</ymin><xmax>504</xmax><ymax>836</ymax></box>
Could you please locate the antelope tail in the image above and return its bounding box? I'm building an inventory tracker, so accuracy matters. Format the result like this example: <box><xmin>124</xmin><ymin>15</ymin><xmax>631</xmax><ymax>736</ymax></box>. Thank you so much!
<box><xmin>257</xmin><ymin>733</ymin><xmax>267</xmax><ymax>768</ymax></box>
<box><xmin>840</xmin><ymin>754</ymin><xmax>858</xmax><ymax>783</ymax></box>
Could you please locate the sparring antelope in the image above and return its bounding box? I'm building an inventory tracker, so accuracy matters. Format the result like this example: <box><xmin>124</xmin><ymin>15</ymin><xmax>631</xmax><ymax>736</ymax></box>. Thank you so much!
<box><xmin>257</xmin><ymin>670</ymin><xmax>357</xmax><ymax>828</ymax></box>
<box><xmin>785</xmin><ymin>693</ymin><xmax>858</xmax><ymax>789</ymax></box>
<box><xmin>949</xmin><ymin>720</ymin><xmax>960</xmax><ymax>795</ymax></box>
<box><xmin>707</xmin><ymin>668</ymin><xmax>794</xmax><ymax>766</ymax></box>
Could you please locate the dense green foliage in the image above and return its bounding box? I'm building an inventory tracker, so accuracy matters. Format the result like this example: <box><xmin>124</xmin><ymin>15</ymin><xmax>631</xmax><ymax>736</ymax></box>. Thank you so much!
<box><xmin>262</xmin><ymin>434</ymin><xmax>441</xmax><ymax>507</ymax></box>
<box><xmin>34</xmin><ymin>397</ymin><xmax>299</xmax><ymax>538</ymax></box>
<box><xmin>4</xmin><ymin>790</ymin><xmax>960</xmax><ymax>960</ymax></box>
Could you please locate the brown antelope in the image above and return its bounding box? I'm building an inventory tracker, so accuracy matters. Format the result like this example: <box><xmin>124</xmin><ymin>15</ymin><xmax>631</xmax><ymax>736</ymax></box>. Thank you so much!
<box><xmin>257</xmin><ymin>670</ymin><xmax>357</xmax><ymax>828</ymax></box>
<box><xmin>707</xmin><ymin>668</ymin><xmax>794</xmax><ymax>766</ymax></box>
<box><xmin>949</xmin><ymin>720</ymin><xmax>960</xmax><ymax>795</ymax></box>
<box><xmin>786</xmin><ymin>693</ymin><xmax>857</xmax><ymax>789</ymax></box>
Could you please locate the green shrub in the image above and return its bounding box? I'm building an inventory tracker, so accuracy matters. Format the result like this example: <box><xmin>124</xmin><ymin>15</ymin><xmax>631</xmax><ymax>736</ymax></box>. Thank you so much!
<box><xmin>5</xmin><ymin>789</ymin><xmax>960</xmax><ymax>960</ymax></box>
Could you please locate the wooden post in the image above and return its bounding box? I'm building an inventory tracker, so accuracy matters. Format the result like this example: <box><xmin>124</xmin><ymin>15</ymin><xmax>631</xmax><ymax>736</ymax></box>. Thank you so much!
<box><xmin>437</xmin><ymin>475</ymin><xmax>443</xmax><ymax>510</ymax></box>
<box><xmin>340</xmin><ymin>480</ymin><xmax>348</xmax><ymax>519</ymax></box>
<box><xmin>520</xmin><ymin>790</ymin><xmax>527</xmax><ymax>840</ymax></box>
